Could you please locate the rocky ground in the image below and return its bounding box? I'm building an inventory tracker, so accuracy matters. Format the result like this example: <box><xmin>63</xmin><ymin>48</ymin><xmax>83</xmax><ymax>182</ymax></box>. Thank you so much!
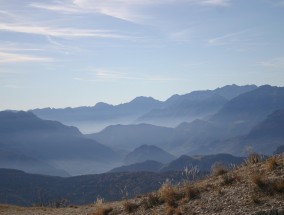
<box><xmin>1</xmin><ymin>153</ymin><xmax>283</xmax><ymax>215</ymax></box>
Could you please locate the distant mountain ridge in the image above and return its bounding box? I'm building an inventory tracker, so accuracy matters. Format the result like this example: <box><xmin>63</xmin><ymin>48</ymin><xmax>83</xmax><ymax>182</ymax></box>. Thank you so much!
<box><xmin>87</xmin><ymin>85</ymin><xmax>284</xmax><ymax>157</ymax></box>
<box><xmin>86</xmin><ymin>124</ymin><xmax>174</xmax><ymax>152</ymax></box>
<box><xmin>124</xmin><ymin>145</ymin><xmax>176</xmax><ymax>164</ymax></box>
<box><xmin>3</xmin><ymin>84</ymin><xmax>284</xmax><ymax>178</ymax></box>
<box><xmin>110</xmin><ymin>153</ymin><xmax>245</xmax><ymax>173</ymax></box>
<box><xmin>0</xmin><ymin>111</ymin><xmax>120</xmax><ymax>176</ymax></box>
<box><xmin>31</xmin><ymin>85</ymin><xmax>257</xmax><ymax>133</ymax></box>
<box><xmin>31</xmin><ymin>96</ymin><xmax>162</xmax><ymax>133</ymax></box>
<box><xmin>135</xmin><ymin>84</ymin><xmax>257</xmax><ymax>126</ymax></box>
<box><xmin>216</xmin><ymin>109</ymin><xmax>284</xmax><ymax>155</ymax></box>
<box><xmin>0</xmin><ymin>148</ymin><xmax>69</xmax><ymax>177</ymax></box>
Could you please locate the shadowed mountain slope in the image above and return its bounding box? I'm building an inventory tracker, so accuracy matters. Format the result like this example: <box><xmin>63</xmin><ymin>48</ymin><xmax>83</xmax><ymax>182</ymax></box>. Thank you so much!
<box><xmin>211</xmin><ymin>85</ymin><xmax>284</xmax><ymax>135</ymax></box>
<box><xmin>0</xmin><ymin>111</ymin><xmax>119</xmax><ymax>176</ymax></box>
<box><xmin>124</xmin><ymin>145</ymin><xmax>176</xmax><ymax>164</ymax></box>
<box><xmin>86</xmin><ymin>124</ymin><xmax>174</xmax><ymax>152</ymax></box>
<box><xmin>110</xmin><ymin>153</ymin><xmax>245</xmax><ymax>173</ymax></box>
<box><xmin>31</xmin><ymin>97</ymin><xmax>162</xmax><ymax>133</ymax></box>
<box><xmin>110</xmin><ymin>160</ymin><xmax>163</xmax><ymax>173</ymax></box>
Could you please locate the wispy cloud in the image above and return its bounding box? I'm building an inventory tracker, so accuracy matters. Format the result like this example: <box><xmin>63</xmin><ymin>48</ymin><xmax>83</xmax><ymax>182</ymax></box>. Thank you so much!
<box><xmin>192</xmin><ymin>0</ymin><xmax>231</xmax><ymax>6</ymax></box>
<box><xmin>93</xmin><ymin>69</ymin><xmax>137</xmax><ymax>81</ymax></box>
<box><xmin>29</xmin><ymin>0</ymin><xmax>231</xmax><ymax>24</ymax></box>
<box><xmin>30</xmin><ymin>2</ymin><xmax>84</xmax><ymax>14</ymax></box>
<box><xmin>259</xmin><ymin>57</ymin><xmax>284</xmax><ymax>68</ymax></box>
<box><xmin>167</xmin><ymin>29</ymin><xmax>193</xmax><ymax>43</ymax></box>
<box><xmin>74</xmin><ymin>68</ymin><xmax>186</xmax><ymax>82</ymax></box>
<box><xmin>30</xmin><ymin>0</ymin><xmax>150</xmax><ymax>23</ymax></box>
<box><xmin>0</xmin><ymin>52</ymin><xmax>52</xmax><ymax>64</ymax></box>
<box><xmin>0</xmin><ymin>23</ymin><xmax>131</xmax><ymax>39</ymax></box>
<box><xmin>208</xmin><ymin>31</ymin><xmax>249</xmax><ymax>46</ymax></box>
<box><xmin>207</xmin><ymin>29</ymin><xmax>264</xmax><ymax>48</ymax></box>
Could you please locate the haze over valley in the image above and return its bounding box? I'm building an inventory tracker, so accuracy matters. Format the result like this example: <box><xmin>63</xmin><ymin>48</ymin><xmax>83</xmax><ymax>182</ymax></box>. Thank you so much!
<box><xmin>1</xmin><ymin>84</ymin><xmax>284</xmax><ymax>177</ymax></box>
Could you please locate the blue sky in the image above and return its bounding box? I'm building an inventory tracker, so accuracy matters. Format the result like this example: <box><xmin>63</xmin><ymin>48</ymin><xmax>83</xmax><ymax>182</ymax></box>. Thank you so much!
<box><xmin>1</xmin><ymin>0</ymin><xmax>284</xmax><ymax>110</ymax></box>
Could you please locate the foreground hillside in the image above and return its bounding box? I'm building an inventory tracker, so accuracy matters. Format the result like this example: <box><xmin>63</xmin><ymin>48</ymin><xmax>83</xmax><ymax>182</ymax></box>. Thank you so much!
<box><xmin>1</xmin><ymin>153</ymin><xmax>283</xmax><ymax>215</ymax></box>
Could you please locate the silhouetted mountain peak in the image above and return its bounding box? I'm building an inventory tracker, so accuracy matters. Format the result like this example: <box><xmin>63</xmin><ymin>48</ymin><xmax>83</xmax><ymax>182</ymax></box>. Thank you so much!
<box><xmin>124</xmin><ymin>144</ymin><xmax>176</xmax><ymax>164</ymax></box>
<box><xmin>213</xmin><ymin>84</ymin><xmax>257</xmax><ymax>100</ymax></box>
<box><xmin>130</xmin><ymin>96</ymin><xmax>159</xmax><ymax>103</ymax></box>
<box><xmin>94</xmin><ymin>102</ymin><xmax>113</xmax><ymax>109</ymax></box>
<box><xmin>135</xmin><ymin>144</ymin><xmax>166</xmax><ymax>152</ymax></box>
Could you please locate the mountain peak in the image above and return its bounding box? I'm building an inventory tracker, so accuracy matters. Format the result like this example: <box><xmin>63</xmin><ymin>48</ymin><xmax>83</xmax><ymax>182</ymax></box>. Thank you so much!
<box><xmin>124</xmin><ymin>144</ymin><xmax>176</xmax><ymax>164</ymax></box>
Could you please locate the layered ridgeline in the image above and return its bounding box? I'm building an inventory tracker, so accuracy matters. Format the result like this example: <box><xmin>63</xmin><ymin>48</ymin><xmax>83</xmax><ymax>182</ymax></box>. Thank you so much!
<box><xmin>31</xmin><ymin>85</ymin><xmax>257</xmax><ymax>133</ymax></box>
<box><xmin>3</xmin><ymin>85</ymin><xmax>284</xmax><ymax>177</ymax></box>
<box><xmin>110</xmin><ymin>153</ymin><xmax>245</xmax><ymax>173</ymax></box>
<box><xmin>31</xmin><ymin>97</ymin><xmax>163</xmax><ymax>133</ymax></box>
<box><xmin>87</xmin><ymin>85</ymin><xmax>284</xmax><ymax>157</ymax></box>
<box><xmin>0</xmin><ymin>111</ymin><xmax>120</xmax><ymax>176</ymax></box>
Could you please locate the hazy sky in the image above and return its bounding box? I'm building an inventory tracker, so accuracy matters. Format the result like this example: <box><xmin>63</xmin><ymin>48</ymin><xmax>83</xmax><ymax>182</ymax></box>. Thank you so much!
<box><xmin>1</xmin><ymin>0</ymin><xmax>284</xmax><ymax>110</ymax></box>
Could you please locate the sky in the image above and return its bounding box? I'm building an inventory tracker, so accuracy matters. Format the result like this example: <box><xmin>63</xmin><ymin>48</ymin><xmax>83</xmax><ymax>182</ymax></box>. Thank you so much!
<box><xmin>1</xmin><ymin>0</ymin><xmax>284</xmax><ymax>110</ymax></box>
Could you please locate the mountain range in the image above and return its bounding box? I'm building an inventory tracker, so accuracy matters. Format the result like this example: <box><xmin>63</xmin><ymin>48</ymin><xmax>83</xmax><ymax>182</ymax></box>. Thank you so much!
<box><xmin>31</xmin><ymin>84</ymin><xmax>257</xmax><ymax>133</ymax></box>
<box><xmin>2</xmin><ymin>84</ymin><xmax>284</xmax><ymax>177</ymax></box>
<box><xmin>0</xmin><ymin>111</ymin><xmax>120</xmax><ymax>176</ymax></box>
<box><xmin>110</xmin><ymin>153</ymin><xmax>245</xmax><ymax>173</ymax></box>
<box><xmin>87</xmin><ymin>85</ymin><xmax>284</xmax><ymax>157</ymax></box>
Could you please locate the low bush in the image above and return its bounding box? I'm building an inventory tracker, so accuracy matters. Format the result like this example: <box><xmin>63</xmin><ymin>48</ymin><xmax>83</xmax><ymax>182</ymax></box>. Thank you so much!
<box><xmin>123</xmin><ymin>201</ymin><xmax>139</xmax><ymax>213</ymax></box>
<box><xmin>212</xmin><ymin>163</ymin><xmax>227</xmax><ymax>176</ymax></box>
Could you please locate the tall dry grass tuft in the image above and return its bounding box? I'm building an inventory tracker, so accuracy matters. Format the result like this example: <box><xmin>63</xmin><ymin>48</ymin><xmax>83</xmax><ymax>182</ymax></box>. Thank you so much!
<box><xmin>267</xmin><ymin>156</ymin><xmax>278</xmax><ymax>171</ymax></box>
<box><xmin>183</xmin><ymin>182</ymin><xmax>199</xmax><ymax>201</ymax></box>
<box><xmin>142</xmin><ymin>192</ymin><xmax>163</xmax><ymax>209</ymax></box>
<box><xmin>92</xmin><ymin>207</ymin><xmax>113</xmax><ymax>215</ymax></box>
<box><xmin>271</xmin><ymin>179</ymin><xmax>284</xmax><ymax>193</ymax></box>
<box><xmin>159</xmin><ymin>179</ymin><xmax>178</xmax><ymax>208</ymax></box>
<box><xmin>212</xmin><ymin>163</ymin><xmax>227</xmax><ymax>176</ymax></box>
<box><xmin>123</xmin><ymin>201</ymin><xmax>138</xmax><ymax>213</ymax></box>
<box><xmin>251</xmin><ymin>174</ymin><xmax>266</xmax><ymax>189</ymax></box>
<box><xmin>246</xmin><ymin>153</ymin><xmax>262</xmax><ymax>165</ymax></box>
<box><xmin>92</xmin><ymin>197</ymin><xmax>113</xmax><ymax>215</ymax></box>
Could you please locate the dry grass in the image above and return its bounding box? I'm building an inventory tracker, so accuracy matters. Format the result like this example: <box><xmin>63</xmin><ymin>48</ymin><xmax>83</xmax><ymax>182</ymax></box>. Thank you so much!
<box><xmin>183</xmin><ymin>182</ymin><xmax>199</xmax><ymax>201</ymax></box>
<box><xmin>271</xmin><ymin>179</ymin><xmax>284</xmax><ymax>193</ymax></box>
<box><xmin>159</xmin><ymin>180</ymin><xmax>178</xmax><ymax>208</ymax></box>
<box><xmin>221</xmin><ymin>174</ymin><xmax>235</xmax><ymax>186</ymax></box>
<box><xmin>211</xmin><ymin>163</ymin><xmax>227</xmax><ymax>176</ymax></box>
<box><xmin>92</xmin><ymin>207</ymin><xmax>113</xmax><ymax>215</ymax></box>
<box><xmin>175</xmin><ymin>208</ymin><xmax>183</xmax><ymax>215</ymax></box>
<box><xmin>166</xmin><ymin>206</ymin><xmax>175</xmax><ymax>215</ymax></box>
<box><xmin>142</xmin><ymin>193</ymin><xmax>163</xmax><ymax>209</ymax></box>
<box><xmin>123</xmin><ymin>201</ymin><xmax>138</xmax><ymax>213</ymax></box>
<box><xmin>251</xmin><ymin>194</ymin><xmax>261</xmax><ymax>204</ymax></box>
<box><xmin>252</xmin><ymin>173</ymin><xmax>284</xmax><ymax>195</ymax></box>
<box><xmin>252</xmin><ymin>174</ymin><xmax>266</xmax><ymax>189</ymax></box>
<box><xmin>267</xmin><ymin>156</ymin><xmax>278</xmax><ymax>171</ymax></box>
<box><xmin>246</xmin><ymin>153</ymin><xmax>262</xmax><ymax>165</ymax></box>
